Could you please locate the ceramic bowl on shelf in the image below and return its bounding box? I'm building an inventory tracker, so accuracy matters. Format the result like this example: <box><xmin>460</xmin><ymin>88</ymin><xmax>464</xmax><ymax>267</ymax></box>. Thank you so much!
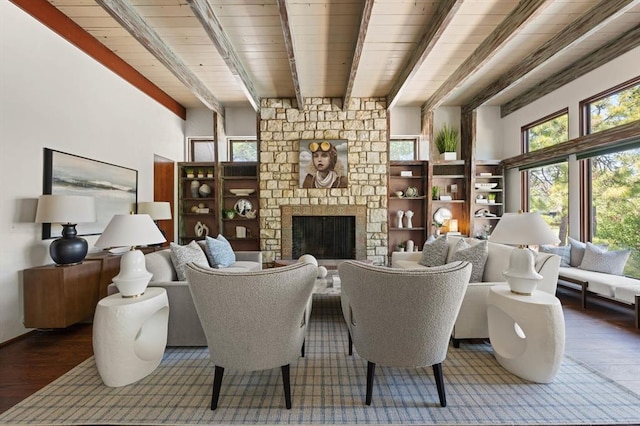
<box><xmin>475</xmin><ymin>182</ymin><xmax>498</xmax><ymax>190</ymax></box>
<box><xmin>229</xmin><ymin>188</ymin><xmax>255</xmax><ymax>196</ymax></box>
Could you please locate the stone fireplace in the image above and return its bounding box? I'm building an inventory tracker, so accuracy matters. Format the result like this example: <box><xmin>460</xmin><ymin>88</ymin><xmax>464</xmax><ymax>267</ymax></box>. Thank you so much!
<box><xmin>281</xmin><ymin>205</ymin><xmax>367</xmax><ymax>260</ymax></box>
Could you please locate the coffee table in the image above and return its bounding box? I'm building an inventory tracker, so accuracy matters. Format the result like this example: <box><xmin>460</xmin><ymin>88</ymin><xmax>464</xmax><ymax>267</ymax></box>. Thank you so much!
<box><xmin>313</xmin><ymin>270</ymin><xmax>341</xmax><ymax>295</ymax></box>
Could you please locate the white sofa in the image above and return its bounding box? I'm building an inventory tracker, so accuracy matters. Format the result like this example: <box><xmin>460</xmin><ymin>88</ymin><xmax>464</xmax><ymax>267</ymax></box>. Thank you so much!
<box><xmin>392</xmin><ymin>236</ymin><xmax>561</xmax><ymax>347</ymax></box>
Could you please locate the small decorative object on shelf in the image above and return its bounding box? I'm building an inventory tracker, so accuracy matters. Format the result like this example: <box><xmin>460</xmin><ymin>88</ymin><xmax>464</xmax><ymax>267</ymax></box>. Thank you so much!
<box><xmin>245</xmin><ymin>210</ymin><xmax>257</xmax><ymax>219</ymax></box>
<box><xmin>396</xmin><ymin>210</ymin><xmax>404</xmax><ymax>228</ymax></box>
<box><xmin>406</xmin><ymin>240</ymin><xmax>414</xmax><ymax>252</ymax></box>
<box><xmin>400</xmin><ymin>170</ymin><xmax>413</xmax><ymax>177</ymax></box>
<box><xmin>194</xmin><ymin>221</ymin><xmax>209</xmax><ymax>237</ymax></box>
<box><xmin>405</xmin><ymin>210</ymin><xmax>414</xmax><ymax>228</ymax></box>
<box><xmin>197</xmin><ymin>170</ymin><xmax>205</xmax><ymax>178</ymax></box>
<box><xmin>397</xmin><ymin>242</ymin><xmax>405</xmax><ymax>252</ymax></box>
<box><xmin>186</xmin><ymin>169</ymin><xmax>194</xmax><ymax>178</ymax></box>
<box><xmin>190</xmin><ymin>180</ymin><xmax>200</xmax><ymax>198</ymax></box>
<box><xmin>439</xmin><ymin>195</ymin><xmax>452</xmax><ymax>201</ymax></box>
<box><xmin>450</xmin><ymin>184</ymin><xmax>458</xmax><ymax>200</ymax></box>
<box><xmin>224</xmin><ymin>209</ymin><xmax>236</xmax><ymax>219</ymax></box>
<box><xmin>198</xmin><ymin>183</ymin><xmax>212</xmax><ymax>198</ymax></box>
<box><xmin>432</xmin><ymin>222</ymin><xmax>442</xmax><ymax>236</ymax></box>
<box><xmin>395</xmin><ymin>191</ymin><xmax>403</xmax><ymax>198</ymax></box>
<box><xmin>432</xmin><ymin>186</ymin><xmax>439</xmax><ymax>200</ymax></box>
<box><xmin>235</xmin><ymin>226</ymin><xmax>247</xmax><ymax>238</ymax></box>
<box><xmin>405</xmin><ymin>186</ymin><xmax>418</xmax><ymax>197</ymax></box>
<box><xmin>488</xmin><ymin>194</ymin><xmax>496</xmax><ymax>204</ymax></box>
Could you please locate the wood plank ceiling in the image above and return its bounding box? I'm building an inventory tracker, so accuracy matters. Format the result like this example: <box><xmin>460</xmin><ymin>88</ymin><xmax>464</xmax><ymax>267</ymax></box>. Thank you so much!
<box><xmin>40</xmin><ymin>0</ymin><xmax>640</xmax><ymax>116</ymax></box>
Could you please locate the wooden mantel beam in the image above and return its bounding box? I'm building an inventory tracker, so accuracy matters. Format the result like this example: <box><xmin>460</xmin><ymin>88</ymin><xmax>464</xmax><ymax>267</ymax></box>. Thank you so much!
<box><xmin>422</xmin><ymin>0</ymin><xmax>549</xmax><ymax>115</ymax></box>
<box><xmin>277</xmin><ymin>0</ymin><xmax>304</xmax><ymax>110</ymax></box>
<box><xmin>463</xmin><ymin>0</ymin><xmax>636</xmax><ymax>114</ymax></box>
<box><xmin>96</xmin><ymin>0</ymin><xmax>224</xmax><ymax>115</ymax></box>
<box><xmin>387</xmin><ymin>0</ymin><xmax>462</xmax><ymax>111</ymax></box>
<box><xmin>344</xmin><ymin>0</ymin><xmax>374</xmax><ymax>110</ymax></box>
<box><xmin>188</xmin><ymin>0</ymin><xmax>260</xmax><ymax>112</ymax></box>
<box><xmin>501</xmin><ymin>24</ymin><xmax>640</xmax><ymax>117</ymax></box>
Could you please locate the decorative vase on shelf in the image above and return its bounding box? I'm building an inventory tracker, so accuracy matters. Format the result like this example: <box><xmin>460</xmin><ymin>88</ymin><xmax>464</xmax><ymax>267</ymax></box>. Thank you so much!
<box><xmin>405</xmin><ymin>210</ymin><xmax>414</xmax><ymax>228</ymax></box>
<box><xmin>406</xmin><ymin>240</ymin><xmax>414</xmax><ymax>252</ymax></box>
<box><xmin>396</xmin><ymin>210</ymin><xmax>404</xmax><ymax>229</ymax></box>
<box><xmin>198</xmin><ymin>183</ymin><xmax>212</xmax><ymax>198</ymax></box>
<box><xmin>190</xmin><ymin>180</ymin><xmax>200</xmax><ymax>198</ymax></box>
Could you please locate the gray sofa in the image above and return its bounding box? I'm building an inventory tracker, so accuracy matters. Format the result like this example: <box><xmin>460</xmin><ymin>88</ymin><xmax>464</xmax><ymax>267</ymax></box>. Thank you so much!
<box><xmin>108</xmin><ymin>246</ymin><xmax>262</xmax><ymax>346</ymax></box>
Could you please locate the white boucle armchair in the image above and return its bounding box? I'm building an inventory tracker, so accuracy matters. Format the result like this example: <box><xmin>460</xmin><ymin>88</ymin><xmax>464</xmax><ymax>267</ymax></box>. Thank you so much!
<box><xmin>185</xmin><ymin>261</ymin><xmax>317</xmax><ymax>410</ymax></box>
<box><xmin>338</xmin><ymin>260</ymin><xmax>472</xmax><ymax>407</ymax></box>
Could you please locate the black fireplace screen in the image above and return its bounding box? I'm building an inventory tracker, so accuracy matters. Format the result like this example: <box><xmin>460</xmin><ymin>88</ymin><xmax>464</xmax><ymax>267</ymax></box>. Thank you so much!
<box><xmin>292</xmin><ymin>216</ymin><xmax>356</xmax><ymax>259</ymax></box>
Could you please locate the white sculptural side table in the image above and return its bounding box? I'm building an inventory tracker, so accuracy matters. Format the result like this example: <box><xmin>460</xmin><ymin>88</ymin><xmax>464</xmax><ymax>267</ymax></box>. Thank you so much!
<box><xmin>93</xmin><ymin>287</ymin><xmax>169</xmax><ymax>387</ymax></box>
<box><xmin>487</xmin><ymin>284</ymin><xmax>565</xmax><ymax>383</ymax></box>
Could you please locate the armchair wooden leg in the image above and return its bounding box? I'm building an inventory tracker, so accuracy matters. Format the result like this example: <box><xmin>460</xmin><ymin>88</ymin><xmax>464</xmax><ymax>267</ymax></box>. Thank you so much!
<box><xmin>348</xmin><ymin>331</ymin><xmax>353</xmax><ymax>355</ymax></box>
<box><xmin>301</xmin><ymin>338</ymin><xmax>305</xmax><ymax>357</ymax></box>
<box><xmin>366</xmin><ymin>361</ymin><xmax>376</xmax><ymax>406</ymax></box>
<box><xmin>281</xmin><ymin>364</ymin><xmax>292</xmax><ymax>409</ymax></box>
<box><xmin>211</xmin><ymin>366</ymin><xmax>224</xmax><ymax>410</ymax></box>
<box><xmin>452</xmin><ymin>338</ymin><xmax>460</xmax><ymax>348</ymax></box>
<box><xmin>432</xmin><ymin>363</ymin><xmax>446</xmax><ymax>407</ymax></box>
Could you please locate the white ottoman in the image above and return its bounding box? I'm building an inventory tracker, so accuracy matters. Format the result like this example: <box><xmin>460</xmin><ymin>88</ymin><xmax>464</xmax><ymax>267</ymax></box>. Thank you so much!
<box><xmin>93</xmin><ymin>287</ymin><xmax>169</xmax><ymax>387</ymax></box>
<box><xmin>487</xmin><ymin>284</ymin><xmax>565</xmax><ymax>383</ymax></box>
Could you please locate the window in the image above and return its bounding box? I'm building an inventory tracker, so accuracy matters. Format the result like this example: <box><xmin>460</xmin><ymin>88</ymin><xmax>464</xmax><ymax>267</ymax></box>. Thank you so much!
<box><xmin>521</xmin><ymin>110</ymin><xmax>569</xmax><ymax>243</ymax></box>
<box><xmin>188</xmin><ymin>138</ymin><xmax>215</xmax><ymax>162</ymax></box>
<box><xmin>389</xmin><ymin>138</ymin><xmax>417</xmax><ymax>161</ymax></box>
<box><xmin>581</xmin><ymin>77</ymin><xmax>640</xmax><ymax>278</ymax></box>
<box><xmin>229</xmin><ymin>139</ymin><xmax>258</xmax><ymax>162</ymax></box>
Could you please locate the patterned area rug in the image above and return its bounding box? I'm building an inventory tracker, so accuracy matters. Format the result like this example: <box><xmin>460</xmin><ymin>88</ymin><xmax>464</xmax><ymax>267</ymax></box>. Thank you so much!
<box><xmin>1</xmin><ymin>295</ymin><xmax>639</xmax><ymax>425</ymax></box>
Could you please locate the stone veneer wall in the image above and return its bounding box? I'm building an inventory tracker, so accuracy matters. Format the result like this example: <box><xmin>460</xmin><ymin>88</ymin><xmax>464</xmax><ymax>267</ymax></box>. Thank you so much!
<box><xmin>259</xmin><ymin>97</ymin><xmax>388</xmax><ymax>264</ymax></box>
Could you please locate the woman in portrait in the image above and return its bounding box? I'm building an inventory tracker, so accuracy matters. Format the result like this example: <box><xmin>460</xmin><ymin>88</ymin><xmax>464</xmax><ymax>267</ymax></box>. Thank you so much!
<box><xmin>302</xmin><ymin>141</ymin><xmax>348</xmax><ymax>188</ymax></box>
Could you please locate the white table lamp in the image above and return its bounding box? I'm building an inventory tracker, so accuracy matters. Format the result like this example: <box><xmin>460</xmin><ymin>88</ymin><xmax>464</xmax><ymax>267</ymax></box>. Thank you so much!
<box><xmin>489</xmin><ymin>212</ymin><xmax>560</xmax><ymax>295</ymax></box>
<box><xmin>35</xmin><ymin>195</ymin><xmax>96</xmax><ymax>265</ymax></box>
<box><xmin>137</xmin><ymin>201</ymin><xmax>172</xmax><ymax>221</ymax></box>
<box><xmin>95</xmin><ymin>214</ymin><xmax>166</xmax><ymax>297</ymax></box>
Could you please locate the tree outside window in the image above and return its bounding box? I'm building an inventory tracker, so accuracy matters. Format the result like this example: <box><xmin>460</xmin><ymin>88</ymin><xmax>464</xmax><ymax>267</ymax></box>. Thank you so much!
<box><xmin>390</xmin><ymin>138</ymin><xmax>417</xmax><ymax>161</ymax></box>
<box><xmin>523</xmin><ymin>112</ymin><xmax>569</xmax><ymax>243</ymax></box>
<box><xmin>230</xmin><ymin>139</ymin><xmax>258</xmax><ymax>162</ymax></box>
<box><xmin>584</xmin><ymin>80</ymin><xmax>640</xmax><ymax>278</ymax></box>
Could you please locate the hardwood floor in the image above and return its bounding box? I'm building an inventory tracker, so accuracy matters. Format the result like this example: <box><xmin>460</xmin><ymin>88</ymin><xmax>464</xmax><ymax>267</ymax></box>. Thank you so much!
<box><xmin>0</xmin><ymin>289</ymin><xmax>638</xmax><ymax>415</ymax></box>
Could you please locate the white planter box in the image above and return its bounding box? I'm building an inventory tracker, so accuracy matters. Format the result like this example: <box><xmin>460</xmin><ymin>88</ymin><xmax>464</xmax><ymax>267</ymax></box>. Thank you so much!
<box><xmin>440</xmin><ymin>152</ymin><xmax>457</xmax><ymax>161</ymax></box>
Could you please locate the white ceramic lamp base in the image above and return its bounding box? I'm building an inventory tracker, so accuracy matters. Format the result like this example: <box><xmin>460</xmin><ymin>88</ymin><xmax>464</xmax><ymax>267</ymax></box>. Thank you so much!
<box><xmin>503</xmin><ymin>247</ymin><xmax>542</xmax><ymax>295</ymax></box>
<box><xmin>114</xmin><ymin>249</ymin><xmax>153</xmax><ymax>297</ymax></box>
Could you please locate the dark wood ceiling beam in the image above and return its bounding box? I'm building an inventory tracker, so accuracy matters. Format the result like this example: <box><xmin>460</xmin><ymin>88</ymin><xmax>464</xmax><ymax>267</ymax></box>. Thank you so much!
<box><xmin>502</xmin><ymin>120</ymin><xmax>640</xmax><ymax>170</ymax></box>
<box><xmin>188</xmin><ymin>0</ymin><xmax>260</xmax><ymax>112</ymax></box>
<box><xmin>387</xmin><ymin>0</ymin><xmax>463</xmax><ymax>111</ymax></box>
<box><xmin>501</xmin><ymin>24</ymin><xmax>640</xmax><ymax>117</ymax></box>
<box><xmin>277</xmin><ymin>0</ymin><xmax>304</xmax><ymax>110</ymax></box>
<box><xmin>9</xmin><ymin>0</ymin><xmax>186</xmax><ymax>119</ymax></box>
<box><xmin>463</xmin><ymin>0</ymin><xmax>636</xmax><ymax>114</ymax></box>
<box><xmin>344</xmin><ymin>0</ymin><xmax>374</xmax><ymax>110</ymax></box>
<box><xmin>422</xmin><ymin>0</ymin><xmax>550</xmax><ymax>115</ymax></box>
<box><xmin>95</xmin><ymin>0</ymin><xmax>224</xmax><ymax>115</ymax></box>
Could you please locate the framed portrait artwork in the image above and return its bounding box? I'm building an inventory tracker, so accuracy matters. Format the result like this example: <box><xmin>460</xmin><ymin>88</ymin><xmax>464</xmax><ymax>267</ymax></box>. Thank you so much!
<box><xmin>299</xmin><ymin>140</ymin><xmax>348</xmax><ymax>189</ymax></box>
<box><xmin>42</xmin><ymin>148</ymin><xmax>138</xmax><ymax>239</ymax></box>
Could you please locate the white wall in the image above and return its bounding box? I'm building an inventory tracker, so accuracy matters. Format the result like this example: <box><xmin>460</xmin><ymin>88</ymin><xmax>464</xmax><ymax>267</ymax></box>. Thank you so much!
<box><xmin>500</xmin><ymin>47</ymin><xmax>640</xmax><ymax>234</ymax></box>
<box><xmin>0</xmin><ymin>2</ymin><xmax>185</xmax><ymax>343</ymax></box>
<box><xmin>476</xmin><ymin>106</ymin><xmax>503</xmax><ymax>160</ymax></box>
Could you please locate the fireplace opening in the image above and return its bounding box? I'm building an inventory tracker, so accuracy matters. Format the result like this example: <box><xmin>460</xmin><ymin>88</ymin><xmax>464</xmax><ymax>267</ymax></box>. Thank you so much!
<box><xmin>292</xmin><ymin>216</ymin><xmax>356</xmax><ymax>259</ymax></box>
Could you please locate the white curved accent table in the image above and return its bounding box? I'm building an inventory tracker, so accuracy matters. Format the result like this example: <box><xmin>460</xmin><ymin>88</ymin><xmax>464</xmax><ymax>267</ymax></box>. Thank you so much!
<box><xmin>93</xmin><ymin>287</ymin><xmax>169</xmax><ymax>387</ymax></box>
<box><xmin>487</xmin><ymin>284</ymin><xmax>565</xmax><ymax>383</ymax></box>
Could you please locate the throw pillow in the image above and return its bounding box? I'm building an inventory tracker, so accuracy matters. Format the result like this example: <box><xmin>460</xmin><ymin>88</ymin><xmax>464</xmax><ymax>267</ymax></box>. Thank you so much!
<box><xmin>579</xmin><ymin>242</ymin><xmax>630</xmax><ymax>275</ymax></box>
<box><xmin>539</xmin><ymin>244</ymin><xmax>571</xmax><ymax>267</ymax></box>
<box><xmin>568</xmin><ymin>237</ymin><xmax>586</xmax><ymax>267</ymax></box>
<box><xmin>204</xmin><ymin>234</ymin><xmax>236</xmax><ymax>268</ymax></box>
<box><xmin>450</xmin><ymin>239</ymin><xmax>488</xmax><ymax>283</ymax></box>
<box><xmin>169</xmin><ymin>240</ymin><xmax>209</xmax><ymax>281</ymax></box>
<box><xmin>418</xmin><ymin>235</ymin><xmax>449</xmax><ymax>267</ymax></box>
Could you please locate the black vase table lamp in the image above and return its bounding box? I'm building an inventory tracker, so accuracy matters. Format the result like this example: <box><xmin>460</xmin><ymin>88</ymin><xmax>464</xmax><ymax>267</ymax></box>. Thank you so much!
<box><xmin>35</xmin><ymin>195</ymin><xmax>97</xmax><ymax>266</ymax></box>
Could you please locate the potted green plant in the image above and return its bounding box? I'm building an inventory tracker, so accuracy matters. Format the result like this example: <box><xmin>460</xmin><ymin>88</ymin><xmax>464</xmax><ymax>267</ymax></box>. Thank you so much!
<box><xmin>488</xmin><ymin>193</ymin><xmax>496</xmax><ymax>203</ymax></box>
<box><xmin>435</xmin><ymin>124</ymin><xmax>458</xmax><ymax>161</ymax></box>
<box><xmin>397</xmin><ymin>242</ymin><xmax>406</xmax><ymax>252</ymax></box>
<box><xmin>185</xmin><ymin>168</ymin><xmax>194</xmax><ymax>178</ymax></box>
<box><xmin>224</xmin><ymin>208</ymin><xmax>236</xmax><ymax>219</ymax></box>
<box><xmin>431</xmin><ymin>186</ymin><xmax>439</xmax><ymax>200</ymax></box>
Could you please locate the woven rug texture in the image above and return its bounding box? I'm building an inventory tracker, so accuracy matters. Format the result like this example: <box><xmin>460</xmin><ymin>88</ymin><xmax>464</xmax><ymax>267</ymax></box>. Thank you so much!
<box><xmin>1</xmin><ymin>295</ymin><xmax>639</xmax><ymax>425</ymax></box>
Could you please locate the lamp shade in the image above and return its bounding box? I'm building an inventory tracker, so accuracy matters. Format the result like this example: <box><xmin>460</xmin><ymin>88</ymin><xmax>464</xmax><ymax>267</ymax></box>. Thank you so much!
<box><xmin>137</xmin><ymin>202</ymin><xmax>172</xmax><ymax>220</ymax></box>
<box><xmin>95</xmin><ymin>214</ymin><xmax>166</xmax><ymax>248</ymax></box>
<box><xmin>35</xmin><ymin>195</ymin><xmax>96</xmax><ymax>224</ymax></box>
<box><xmin>489</xmin><ymin>212</ymin><xmax>560</xmax><ymax>246</ymax></box>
